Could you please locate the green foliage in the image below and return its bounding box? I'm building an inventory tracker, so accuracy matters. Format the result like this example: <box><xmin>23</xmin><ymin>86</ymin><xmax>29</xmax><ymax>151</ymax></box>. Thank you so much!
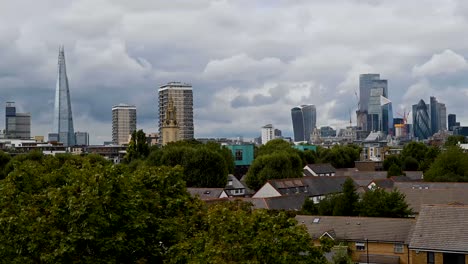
<box><xmin>425</xmin><ymin>146</ymin><xmax>468</xmax><ymax>182</ymax></box>
<box><xmin>331</xmin><ymin>246</ymin><xmax>353</xmax><ymax>264</ymax></box>
<box><xmin>359</xmin><ymin>188</ymin><xmax>413</xmax><ymax>217</ymax></box>
<box><xmin>387</xmin><ymin>163</ymin><xmax>403</xmax><ymax>177</ymax></box>
<box><xmin>445</xmin><ymin>135</ymin><xmax>467</xmax><ymax>147</ymax></box>
<box><xmin>245</xmin><ymin>151</ymin><xmax>302</xmax><ymax>190</ymax></box>
<box><xmin>184</xmin><ymin>147</ymin><xmax>228</xmax><ymax>187</ymax></box>
<box><xmin>168</xmin><ymin>201</ymin><xmax>327</xmax><ymax>264</ymax></box>
<box><xmin>319</xmin><ymin>237</ymin><xmax>335</xmax><ymax>253</ymax></box>
<box><xmin>402</xmin><ymin>156</ymin><xmax>419</xmax><ymax>171</ymax></box>
<box><xmin>0</xmin><ymin>150</ymin><xmax>11</xmax><ymax>179</ymax></box>
<box><xmin>400</xmin><ymin>142</ymin><xmax>440</xmax><ymax>171</ymax></box>
<box><xmin>383</xmin><ymin>155</ymin><xmax>401</xmax><ymax>171</ymax></box>
<box><xmin>401</xmin><ymin>142</ymin><xmax>428</xmax><ymax>162</ymax></box>
<box><xmin>305</xmin><ymin>179</ymin><xmax>412</xmax><ymax>218</ymax></box>
<box><xmin>0</xmin><ymin>155</ymin><xmax>199</xmax><ymax>262</ymax></box>
<box><xmin>256</xmin><ymin>138</ymin><xmax>294</xmax><ymax>157</ymax></box>
<box><xmin>145</xmin><ymin>141</ymin><xmax>232</xmax><ymax>188</ymax></box>
<box><xmin>319</xmin><ymin>145</ymin><xmax>360</xmax><ymax>168</ymax></box>
<box><xmin>125</xmin><ymin>129</ymin><xmax>150</xmax><ymax>162</ymax></box>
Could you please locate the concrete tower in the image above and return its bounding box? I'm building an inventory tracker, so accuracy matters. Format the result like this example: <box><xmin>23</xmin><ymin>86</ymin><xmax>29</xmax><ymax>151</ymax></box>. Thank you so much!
<box><xmin>112</xmin><ymin>104</ymin><xmax>137</xmax><ymax>145</ymax></box>
<box><xmin>53</xmin><ymin>46</ymin><xmax>75</xmax><ymax>146</ymax></box>
<box><xmin>158</xmin><ymin>82</ymin><xmax>194</xmax><ymax>141</ymax></box>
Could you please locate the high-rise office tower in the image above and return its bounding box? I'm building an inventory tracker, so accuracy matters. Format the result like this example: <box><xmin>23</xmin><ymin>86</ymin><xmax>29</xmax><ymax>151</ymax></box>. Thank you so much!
<box><xmin>291</xmin><ymin>104</ymin><xmax>316</xmax><ymax>142</ymax></box>
<box><xmin>412</xmin><ymin>99</ymin><xmax>431</xmax><ymax>140</ymax></box>
<box><xmin>112</xmin><ymin>104</ymin><xmax>137</xmax><ymax>145</ymax></box>
<box><xmin>448</xmin><ymin>114</ymin><xmax>458</xmax><ymax>131</ymax></box>
<box><xmin>158</xmin><ymin>82</ymin><xmax>194</xmax><ymax>141</ymax></box>
<box><xmin>5</xmin><ymin>102</ymin><xmax>31</xmax><ymax>139</ymax></box>
<box><xmin>75</xmin><ymin>131</ymin><xmax>89</xmax><ymax>146</ymax></box>
<box><xmin>52</xmin><ymin>46</ymin><xmax>75</xmax><ymax>146</ymax></box>
<box><xmin>429</xmin><ymin>96</ymin><xmax>447</xmax><ymax>135</ymax></box>
<box><xmin>357</xmin><ymin>74</ymin><xmax>388</xmax><ymax>131</ymax></box>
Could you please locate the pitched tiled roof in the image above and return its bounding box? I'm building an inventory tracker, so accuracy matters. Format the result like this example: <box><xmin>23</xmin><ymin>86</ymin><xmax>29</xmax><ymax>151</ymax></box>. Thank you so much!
<box><xmin>336</xmin><ymin>170</ymin><xmax>388</xmax><ymax>180</ymax></box>
<box><xmin>296</xmin><ymin>215</ymin><xmax>415</xmax><ymax>243</ymax></box>
<box><xmin>187</xmin><ymin>188</ymin><xmax>225</xmax><ymax>200</ymax></box>
<box><xmin>225</xmin><ymin>174</ymin><xmax>246</xmax><ymax>190</ymax></box>
<box><xmin>305</xmin><ymin>163</ymin><xmax>336</xmax><ymax>174</ymax></box>
<box><xmin>394</xmin><ymin>182</ymin><xmax>468</xmax><ymax>190</ymax></box>
<box><xmin>267</xmin><ymin>176</ymin><xmax>352</xmax><ymax>197</ymax></box>
<box><xmin>263</xmin><ymin>194</ymin><xmax>308</xmax><ymax>211</ymax></box>
<box><xmin>398</xmin><ymin>188</ymin><xmax>468</xmax><ymax>213</ymax></box>
<box><xmin>409</xmin><ymin>204</ymin><xmax>468</xmax><ymax>253</ymax></box>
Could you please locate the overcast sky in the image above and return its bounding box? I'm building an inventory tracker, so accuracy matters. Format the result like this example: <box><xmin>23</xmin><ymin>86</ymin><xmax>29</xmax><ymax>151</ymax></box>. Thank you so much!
<box><xmin>2</xmin><ymin>0</ymin><xmax>468</xmax><ymax>143</ymax></box>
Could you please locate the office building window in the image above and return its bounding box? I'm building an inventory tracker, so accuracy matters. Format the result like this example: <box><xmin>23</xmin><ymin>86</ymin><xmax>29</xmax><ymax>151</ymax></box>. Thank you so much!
<box><xmin>235</xmin><ymin>149</ymin><xmax>243</xmax><ymax>161</ymax></box>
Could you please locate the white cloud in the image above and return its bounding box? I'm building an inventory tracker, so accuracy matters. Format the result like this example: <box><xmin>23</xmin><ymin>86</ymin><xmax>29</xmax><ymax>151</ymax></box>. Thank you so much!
<box><xmin>413</xmin><ymin>49</ymin><xmax>468</xmax><ymax>76</ymax></box>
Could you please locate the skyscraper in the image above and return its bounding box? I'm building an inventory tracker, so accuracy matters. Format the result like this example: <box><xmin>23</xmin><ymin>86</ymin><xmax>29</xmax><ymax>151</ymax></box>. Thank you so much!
<box><xmin>412</xmin><ymin>99</ymin><xmax>431</xmax><ymax>140</ymax></box>
<box><xmin>52</xmin><ymin>46</ymin><xmax>75</xmax><ymax>146</ymax></box>
<box><xmin>291</xmin><ymin>104</ymin><xmax>316</xmax><ymax>142</ymax></box>
<box><xmin>5</xmin><ymin>102</ymin><xmax>31</xmax><ymax>139</ymax></box>
<box><xmin>448</xmin><ymin>114</ymin><xmax>458</xmax><ymax>131</ymax></box>
<box><xmin>357</xmin><ymin>74</ymin><xmax>388</xmax><ymax>131</ymax></box>
<box><xmin>261</xmin><ymin>124</ymin><xmax>275</xmax><ymax>144</ymax></box>
<box><xmin>429</xmin><ymin>96</ymin><xmax>447</xmax><ymax>135</ymax></box>
<box><xmin>112</xmin><ymin>104</ymin><xmax>137</xmax><ymax>145</ymax></box>
<box><xmin>158</xmin><ymin>82</ymin><xmax>194</xmax><ymax>141</ymax></box>
<box><xmin>75</xmin><ymin>131</ymin><xmax>89</xmax><ymax>146</ymax></box>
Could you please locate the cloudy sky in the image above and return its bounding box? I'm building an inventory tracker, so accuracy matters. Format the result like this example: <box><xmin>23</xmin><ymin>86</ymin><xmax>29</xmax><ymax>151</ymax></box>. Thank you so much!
<box><xmin>2</xmin><ymin>0</ymin><xmax>468</xmax><ymax>143</ymax></box>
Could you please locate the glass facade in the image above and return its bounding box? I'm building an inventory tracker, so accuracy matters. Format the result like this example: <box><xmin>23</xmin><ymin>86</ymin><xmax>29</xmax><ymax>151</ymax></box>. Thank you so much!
<box><xmin>291</xmin><ymin>104</ymin><xmax>316</xmax><ymax>142</ymax></box>
<box><xmin>53</xmin><ymin>46</ymin><xmax>75</xmax><ymax>146</ymax></box>
<box><xmin>413</xmin><ymin>99</ymin><xmax>431</xmax><ymax>140</ymax></box>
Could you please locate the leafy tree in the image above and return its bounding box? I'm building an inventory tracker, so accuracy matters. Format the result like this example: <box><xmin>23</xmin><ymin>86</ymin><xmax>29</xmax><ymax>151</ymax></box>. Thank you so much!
<box><xmin>331</xmin><ymin>246</ymin><xmax>353</xmax><ymax>264</ymax></box>
<box><xmin>245</xmin><ymin>152</ymin><xmax>302</xmax><ymax>190</ymax></box>
<box><xmin>256</xmin><ymin>138</ymin><xmax>294</xmax><ymax>157</ymax></box>
<box><xmin>402</xmin><ymin>156</ymin><xmax>419</xmax><ymax>171</ymax></box>
<box><xmin>0</xmin><ymin>155</ymin><xmax>199</xmax><ymax>263</ymax></box>
<box><xmin>302</xmin><ymin>198</ymin><xmax>318</xmax><ymax>215</ymax></box>
<box><xmin>359</xmin><ymin>188</ymin><xmax>413</xmax><ymax>218</ymax></box>
<box><xmin>383</xmin><ymin>155</ymin><xmax>401</xmax><ymax>171</ymax></box>
<box><xmin>445</xmin><ymin>135</ymin><xmax>467</xmax><ymax>147</ymax></box>
<box><xmin>336</xmin><ymin>178</ymin><xmax>359</xmax><ymax>216</ymax></box>
<box><xmin>125</xmin><ymin>129</ymin><xmax>150</xmax><ymax>162</ymax></box>
<box><xmin>425</xmin><ymin>146</ymin><xmax>468</xmax><ymax>182</ymax></box>
<box><xmin>0</xmin><ymin>150</ymin><xmax>11</xmax><ymax>179</ymax></box>
<box><xmin>401</xmin><ymin>142</ymin><xmax>428</xmax><ymax>162</ymax></box>
<box><xmin>319</xmin><ymin>145</ymin><xmax>360</xmax><ymax>168</ymax></box>
<box><xmin>387</xmin><ymin>163</ymin><xmax>403</xmax><ymax>177</ymax></box>
<box><xmin>168</xmin><ymin>201</ymin><xmax>327</xmax><ymax>264</ymax></box>
<box><xmin>183</xmin><ymin>147</ymin><xmax>228</xmax><ymax>187</ymax></box>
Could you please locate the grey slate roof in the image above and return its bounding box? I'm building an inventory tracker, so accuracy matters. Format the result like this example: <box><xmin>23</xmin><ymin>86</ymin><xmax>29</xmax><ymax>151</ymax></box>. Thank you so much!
<box><xmin>296</xmin><ymin>215</ymin><xmax>415</xmax><ymax>243</ymax></box>
<box><xmin>305</xmin><ymin>163</ymin><xmax>336</xmax><ymax>174</ymax></box>
<box><xmin>268</xmin><ymin>176</ymin><xmax>353</xmax><ymax>197</ymax></box>
<box><xmin>394</xmin><ymin>182</ymin><xmax>468</xmax><ymax>190</ymax></box>
<box><xmin>225</xmin><ymin>174</ymin><xmax>246</xmax><ymax>190</ymax></box>
<box><xmin>409</xmin><ymin>204</ymin><xmax>468</xmax><ymax>253</ymax></box>
<box><xmin>187</xmin><ymin>188</ymin><xmax>225</xmax><ymax>200</ymax></box>
<box><xmin>398</xmin><ymin>188</ymin><xmax>468</xmax><ymax>213</ymax></box>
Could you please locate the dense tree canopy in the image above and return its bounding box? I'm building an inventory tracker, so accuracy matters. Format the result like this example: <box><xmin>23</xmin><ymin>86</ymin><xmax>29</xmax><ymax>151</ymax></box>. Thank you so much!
<box><xmin>425</xmin><ymin>146</ymin><xmax>468</xmax><ymax>182</ymax></box>
<box><xmin>302</xmin><ymin>179</ymin><xmax>413</xmax><ymax>218</ymax></box>
<box><xmin>169</xmin><ymin>201</ymin><xmax>327</xmax><ymax>264</ymax></box>
<box><xmin>125</xmin><ymin>129</ymin><xmax>150</xmax><ymax>162</ymax></box>
<box><xmin>0</xmin><ymin>155</ymin><xmax>198</xmax><ymax>262</ymax></box>
<box><xmin>445</xmin><ymin>135</ymin><xmax>467</xmax><ymax>147</ymax></box>
<box><xmin>245</xmin><ymin>151</ymin><xmax>303</xmax><ymax>190</ymax></box>
<box><xmin>145</xmin><ymin>141</ymin><xmax>233</xmax><ymax>188</ymax></box>
<box><xmin>318</xmin><ymin>145</ymin><xmax>360</xmax><ymax>168</ymax></box>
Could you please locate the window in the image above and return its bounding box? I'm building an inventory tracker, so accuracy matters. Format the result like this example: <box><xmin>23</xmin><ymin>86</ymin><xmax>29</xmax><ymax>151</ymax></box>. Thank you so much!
<box><xmin>235</xmin><ymin>149</ymin><xmax>243</xmax><ymax>161</ymax></box>
<box><xmin>394</xmin><ymin>243</ymin><xmax>404</xmax><ymax>253</ymax></box>
<box><xmin>427</xmin><ymin>252</ymin><xmax>435</xmax><ymax>264</ymax></box>
<box><xmin>227</xmin><ymin>180</ymin><xmax>233</xmax><ymax>186</ymax></box>
<box><xmin>355</xmin><ymin>242</ymin><xmax>365</xmax><ymax>251</ymax></box>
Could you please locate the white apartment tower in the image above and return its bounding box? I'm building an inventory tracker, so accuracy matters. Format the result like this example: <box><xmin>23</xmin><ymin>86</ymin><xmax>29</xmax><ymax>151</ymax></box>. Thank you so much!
<box><xmin>112</xmin><ymin>104</ymin><xmax>136</xmax><ymax>145</ymax></box>
<box><xmin>158</xmin><ymin>82</ymin><xmax>194</xmax><ymax>141</ymax></box>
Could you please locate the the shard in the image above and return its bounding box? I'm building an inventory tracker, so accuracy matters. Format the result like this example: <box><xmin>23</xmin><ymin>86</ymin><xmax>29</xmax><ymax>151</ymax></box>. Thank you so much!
<box><xmin>53</xmin><ymin>46</ymin><xmax>75</xmax><ymax>146</ymax></box>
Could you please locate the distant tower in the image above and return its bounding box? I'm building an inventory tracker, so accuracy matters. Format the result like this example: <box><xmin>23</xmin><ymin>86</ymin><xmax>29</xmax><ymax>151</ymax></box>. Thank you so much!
<box><xmin>412</xmin><ymin>99</ymin><xmax>431</xmax><ymax>140</ymax></box>
<box><xmin>53</xmin><ymin>46</ymin><xmax>75</xmax><ymax>146</ymax></box>
<box><xmin>158</xmin><ymin>82</ymin><xmax>194</xmax><ymax>141</ymax></box>
<box><xmin>5</xmin><ymin>102</ymin><xmax>31</xmax><ymax>139</ymax></box>
<box><xmin>161</xmin><ymin>97</ymin><xmax>179</xmax><ymax>145</ymax></box>
<box><xmin>112</xmin><ymin>104</ymin><xmax>137</xmax><ymax>145</ymax></box>
<box><xmin>291</xmin><ymin>104</ymin><xmax>316</xmax><ymax>142</ymax></box>
<box><xmin>261</xmin><ymin>124</ymin><xmax>275</xmax><ymax>144</ymax></box>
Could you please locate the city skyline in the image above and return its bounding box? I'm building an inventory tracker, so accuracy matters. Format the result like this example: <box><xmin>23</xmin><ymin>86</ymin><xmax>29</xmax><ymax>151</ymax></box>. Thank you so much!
<box><xmin>2</xmin><ymin>1</ymin><xmax>468</xmax><ymax>143</ymax></box>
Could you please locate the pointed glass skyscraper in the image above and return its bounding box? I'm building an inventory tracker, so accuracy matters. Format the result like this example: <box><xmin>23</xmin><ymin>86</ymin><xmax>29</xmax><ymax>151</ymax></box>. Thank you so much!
<box><xmin>53</xmin><ymin>46</ymin><xmax>75</xmax><ymax>146</ymax></box>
